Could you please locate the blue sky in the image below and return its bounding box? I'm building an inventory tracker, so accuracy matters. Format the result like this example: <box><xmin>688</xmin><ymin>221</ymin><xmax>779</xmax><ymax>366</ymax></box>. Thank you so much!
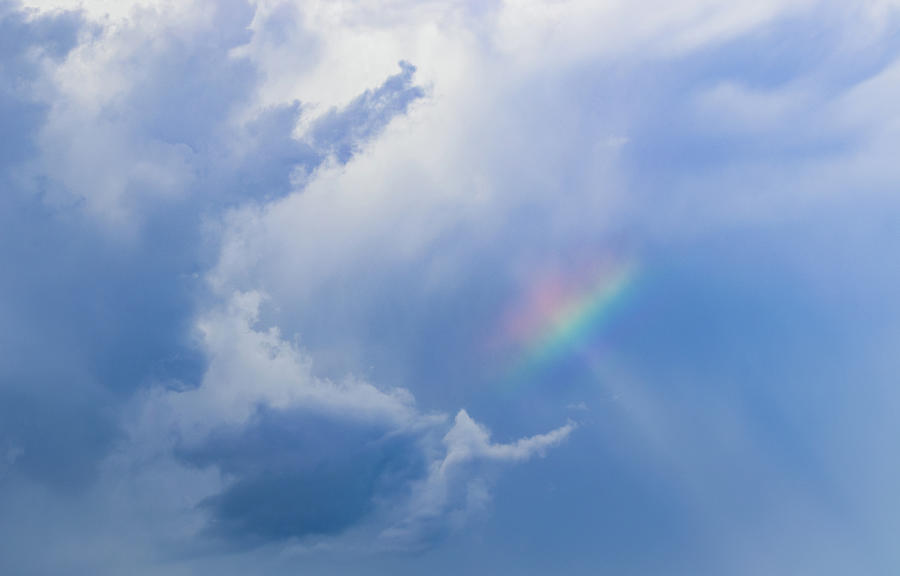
<box><xmin>2</xmin><ymin>0</ymin><xmax>900</xmax><ymax>574</ymax></box>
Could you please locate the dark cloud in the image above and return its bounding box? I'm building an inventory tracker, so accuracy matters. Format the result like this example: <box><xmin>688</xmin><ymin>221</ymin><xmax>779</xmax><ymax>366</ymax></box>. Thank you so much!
<box><xmin>309</xmin><ymin>61</ymin><xmax>426</xmax><ymax>164</ymax></box>
<box><xmin>182</xmin><ymin>408</ymin><xmax>426</xmax><ymax>545</ymax></box>
<box><xmin>0</xmin><ymin>0</ymin><xmax>425</xmax><ymax>494</ymax></box>
<box><xmin>0</xmin><ymin>1</ymin><xmax>80</xmax><ymax>167</ymax></box>
<box><xmin>0</xmin><ymin>2</ymin><xmax>111</xmax><ymax>488</ymax></box>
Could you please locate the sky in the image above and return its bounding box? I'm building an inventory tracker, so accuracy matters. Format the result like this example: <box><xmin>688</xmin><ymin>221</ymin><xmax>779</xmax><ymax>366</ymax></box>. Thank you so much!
<box><xmin>2</xmin><ymin>0</ymin><xmax>900</xmax><ymax>574</ymax></box>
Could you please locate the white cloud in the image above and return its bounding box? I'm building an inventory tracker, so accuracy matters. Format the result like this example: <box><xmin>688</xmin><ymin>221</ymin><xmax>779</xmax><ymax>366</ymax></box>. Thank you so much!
<box><xmin>442</xmin><ymin>409</ymin><xmax>575</xmax><ymax>466</ymax></box>
<box><xmin>159</xmin><ymin>291</ymin><xmax>423</xmax><ymax>438</ymax></box>
<box><xmin>381</xmin><ymin>410</ymin><xmax>574</xmax><ymax>546</ymax></box>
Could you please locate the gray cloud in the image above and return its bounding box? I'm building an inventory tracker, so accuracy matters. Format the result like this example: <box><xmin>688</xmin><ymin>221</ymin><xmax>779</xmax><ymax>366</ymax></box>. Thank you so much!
<box><xmin>11</xmin><ymin>1</ymin><xmax>897</xmax><ymax>574</ymax></box>
<box><xmin>0</xmin><ymin>0</ymin><xmax>429</xmax><ymax>492</ymax></box>
<box><xmin>0</xmin><ymin>3</ymin><xmax>570</xmax><ymax>563</ymax></box>
<box><xmin>185</xmin><ymin>410</ymin><xmax>426</xmax><ymax>544</ymax></box>
<box><xmin>123</xmin><ymin>290</ymin><xmax>573</xmax><ymax>551</ymax></box>
<box><xmin>308</xmin><ymin>60</ymin><xmax>426</xmax><ymax>164</ymax></box>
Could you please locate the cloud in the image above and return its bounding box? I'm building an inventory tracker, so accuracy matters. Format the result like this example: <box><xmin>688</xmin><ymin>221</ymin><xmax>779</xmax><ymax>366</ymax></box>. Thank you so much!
<box><xmin>0</xmin><ymin>10</ymin><xmax>436</xmax><ymax>561</ymax></box>
<box><xmin>0</xmin><ymin>1</ymin><xmax>469</xmax><ymax>561</ymax></box>
<box><xmin>187</xmin><ymin>409</ymin><xmax>426</xmax><ymax>545</ymax></box>
<box><xmin>188</xmin><ymin>3</ymin><xmax>900</xmax><ymax>571</ymax></box>
<box><xmin>0</xmin><ymin>0</ymin><xmax>125</xmax><ymax>489</ymax></box>
<box><xmin>35</xmin><ymin>0</ymin><xmax>425</xmax><ymax>226</ymax></box>
<box><xmin>307</xmin><ymin>60</ymin><xmax>426</xmax><ymax>164</ymax></box>
<box><xmin>0</xmin><ymin>0</ymin><xmax>428</xmax><ymax>489</ymax></box>
<box><xmin>441</xmin><ymin>410</ymin><xmax>575</xmax><ymax>465</ymax></box>
<box><xmin>4</xmin><ymin>0</ymin><xmax>900</xmax><ymax>574</ymax></box>
<box><xmin>160</xmin><ymin>291</ymin><xmax>422</xmax><ymax>437</ymax></box>
<box><xmin>0</xmin><ymin>0</ymin><xmax>80</xmax><ymax>167</ymax></box>
<box><xmin>125</xmin><ymin>291</ymin><xmax>572</xmax><ymax>549</ymax></box>
<box><xmin>380</xmin><ymin>411</ymin><xmax>575</xmax><ymax>548</ymax></box>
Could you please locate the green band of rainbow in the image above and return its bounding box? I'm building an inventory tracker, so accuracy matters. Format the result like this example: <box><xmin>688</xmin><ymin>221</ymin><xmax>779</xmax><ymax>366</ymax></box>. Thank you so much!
<box><xmin>505</xmin><ymin>262</ymin><xmax>638</xmax><ymax>383</ymax></box>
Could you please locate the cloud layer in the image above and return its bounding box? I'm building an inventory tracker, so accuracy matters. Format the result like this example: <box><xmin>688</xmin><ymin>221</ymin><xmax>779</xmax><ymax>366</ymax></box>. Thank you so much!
<box><xmin>3</xmin><ymin>0</ymin><xmax>900</xmax><ymax>574</ymax></box>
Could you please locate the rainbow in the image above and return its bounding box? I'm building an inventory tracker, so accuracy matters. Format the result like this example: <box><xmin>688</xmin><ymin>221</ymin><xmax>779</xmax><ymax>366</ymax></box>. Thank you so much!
<box><xmin>495</xmin><ymin>261</ymin><xmax>639</xmax><ymax>383</ymax></box>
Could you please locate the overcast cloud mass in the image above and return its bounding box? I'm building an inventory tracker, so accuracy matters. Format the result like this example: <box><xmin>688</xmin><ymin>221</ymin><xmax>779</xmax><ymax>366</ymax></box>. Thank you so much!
<box><xmin>2</xmin><ymin>0</ymin><xmax>900</xmax><ymax>574</ymax></box>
